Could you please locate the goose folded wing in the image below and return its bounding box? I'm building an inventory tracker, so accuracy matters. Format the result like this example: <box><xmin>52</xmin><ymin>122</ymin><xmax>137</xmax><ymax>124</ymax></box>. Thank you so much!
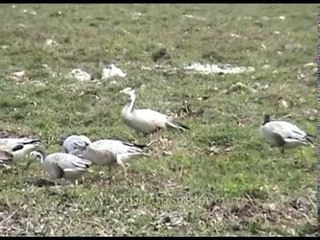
<box><xmin>83</xmin><ymin>145</ymin><xmax>115</xmax><ymax>163</ymax></box>
<box><xmin>56</xmin><ymin>155</ymin><xmax>91</xmax><ymax>171</ymax></box>
<box><xmin>271</xmin><ymin>122</ymin><xmax>307</xmax><ymax>141</ymax></box>
<box><xmin>108</xmin><ymin>140</ymin><xmax>144</xmax><ymax>154</ymax></box>
<box><xmin>121</xmin><ymin>140</ymin><xmax>147</xmax><ymax>149</ymax></box>
<box><xmin>0</xmin><ymin>138</ymin><xmax>41</xmax><ymax>151</ymax></box>
<box><xmin>134</xmin><ymin>109</ymin><xmax>168</xmax><ymax>126</ymax></box>
<box><xmin>71</xmin><ymin>158</ymin><xmax>92</xmax><ymax>169</ymax></box>
<box><xmin>92</xmin><ymin>140</ymin><xmax>127</xmax><ymax>154</ymax></box>
<box><xmin>18</xmin><ymin>138</ymin><xmax>41</xmax><ymax>145</ymax></box>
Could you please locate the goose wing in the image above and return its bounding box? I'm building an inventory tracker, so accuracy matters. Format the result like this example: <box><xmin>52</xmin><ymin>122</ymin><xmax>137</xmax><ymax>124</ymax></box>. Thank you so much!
<box><xmin>82</xmin><ymin>142</ymin><xmax>115</xmax><ymax>165</ymax></box>
<box><xmin>92</xmin><ymin>139</ymin><xmax>144</xmax><ymax>155</ymax></box>
<box><xmin>0</xmin><ymin>137</ymin><xmax>41</xmax><ymax>149</ymax></box>
<box><xmin>55</xmin><ymin>153</ymin><xmax>91</xmax><ymax>169</ymax></box>
<box><xmin>132</xmin><ymin>109</ymin><xmax>168</xmax><ymax>127</ymax></box>
<box><xmin>267</xmin><ymin>121</ymin><xmax>308</xmax><ymax>141</ymax></box>
<box><xmin>132</xmin><ymin>109</ymin><xmax>188</xmax><ymax>131</ymax></box>
<box><xmin>45</xmin><ymin>153</ymin><xmax>91</xmax><ymax>177</ymax></box>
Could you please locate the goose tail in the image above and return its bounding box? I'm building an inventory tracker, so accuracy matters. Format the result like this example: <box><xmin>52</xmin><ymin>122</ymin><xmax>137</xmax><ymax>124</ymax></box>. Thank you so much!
<box><xmin>131</xmin><ymin>142</ymin><xmax>148</xmax><ymax>149</ymax></box>
<box><xmin>177</xmin><ymin>122</ymin><xmax>190</xmax><ymax>131</ymax></box>
<box><xmin>122</xmin><ymin>141</ymin><xmax>147</xmax><ymax>149</ymax></box>
<box><xmin>166</xmin><ymin>121</ymin><xmax>190</xmax><ymax>131</ymax></box>
<box><xmin>133</xmin><ymin>140</ymin><xmax>157</xmax><ymax>148</ymax></box>
<box><xmin>306</xmin><ymin>133</ymin><xmax>315</xmax><ymax>147</ymax></box>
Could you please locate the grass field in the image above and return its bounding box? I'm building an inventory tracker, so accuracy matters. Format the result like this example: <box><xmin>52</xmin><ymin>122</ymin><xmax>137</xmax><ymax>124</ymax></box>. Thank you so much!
<box><xmin>0</xmin><ymin>4</ymin><xmax>317</xmax><ymax>236</ymax></box>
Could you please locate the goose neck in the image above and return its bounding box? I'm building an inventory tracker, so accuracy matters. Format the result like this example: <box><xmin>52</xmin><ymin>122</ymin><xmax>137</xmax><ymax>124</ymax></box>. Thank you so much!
<box><xmin>125</xmin><ymin>94</ymin><xmax>136</xmax><ymax>113</ymax></box>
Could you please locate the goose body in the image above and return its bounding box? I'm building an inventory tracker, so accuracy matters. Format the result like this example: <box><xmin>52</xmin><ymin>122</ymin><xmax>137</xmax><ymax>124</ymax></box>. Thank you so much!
<box><xmin>29</xmin><ymin>151</ymin><xmax>92</xmax><ymax>181</ymax></box>
<box><xmin>0</xmin><ymin>137</ymin><xmax>42</xmax><ymax>162</ymax></box>
<box><xmin>62</xmin><ymin>135</ymin><xmax>91</xmax><ymax>154</ymax></box>
<box><xmin>120</xmin><ymin>87</ymin><xmax>189</xmax><ymax>134</ymax></box>
<box><xmin>260</xmin><ymin>114</ymin><xmax>314</xmax><ymax>153</ymax></box>
<box><xmin>80</xmin><ymin>139</ymin><xmax>150</xmax><ymax>180</ymax></box>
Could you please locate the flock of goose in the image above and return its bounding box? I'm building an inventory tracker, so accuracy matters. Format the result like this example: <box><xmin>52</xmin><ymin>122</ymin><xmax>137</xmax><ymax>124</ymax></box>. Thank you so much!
<box><xmin>0</xmin><ymin>87</ymin><xmax>316</xmax><ymax>185</ymax></box>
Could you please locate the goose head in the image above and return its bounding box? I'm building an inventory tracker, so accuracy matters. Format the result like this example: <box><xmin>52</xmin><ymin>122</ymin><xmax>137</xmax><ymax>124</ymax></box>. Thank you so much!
<box><xmin>262</xmin><ymin>114</ymin><xmax>271</xmax><ymax>125</ymax></box>
<box><xmin>62</xmin><ymin>135</ymin><xmax>91</xmax><ymax>153</ymax></box>
<box><xmin>120</xmin><ymin>87</ymin><xmax>135</xmax><ymax>96</ymax></box>
<box><xmin>28</xmin><ymin>149</ymin><xmax>46</xmax><ymax>163</ymax></box>
<box><xmin>73</xmin><ymin>135</ymin><xmax>91</xmax><ymax>150</ymax></box>
<box><xmin>120</xmin><ymin>87</ymin><xmax>136</xmax><ymax>101</ymax></box>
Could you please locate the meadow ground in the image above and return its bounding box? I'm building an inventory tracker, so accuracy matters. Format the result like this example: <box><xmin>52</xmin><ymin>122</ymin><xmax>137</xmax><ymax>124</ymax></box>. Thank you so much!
<box><xmin>0</xmin><ymin>4</ymin><xmax>318</xmax><ymax>236</ymax></box>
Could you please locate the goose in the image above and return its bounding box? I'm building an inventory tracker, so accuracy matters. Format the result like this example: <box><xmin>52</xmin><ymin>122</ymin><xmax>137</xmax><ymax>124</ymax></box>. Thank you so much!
<box><xmin>260</xmin><ymin>114</ymin><xmax>315</xmax><ymax>153</ymax></box>
<box><xmin>62</xmin><ymin>135</ymin><xmax>91</xmax><ymax>154</ymax></box>
<box><xmin>28</xmin><ymin>149</ymin><xmax>92</xmax><ymax>183</ymax></box>
<box><xmin>79</xmin><ymin>138</ymin><xmax>152</xmax><ymax>181</ymax></box>
<box><xmin>120</xmin><ymin>87</ymin><xmax>189</xmax><ymax>135</ymax></box>
<box><xmin>0</xmin><ymin>137</ymin><xmax>43</xmax><ymax>162</ymax></box>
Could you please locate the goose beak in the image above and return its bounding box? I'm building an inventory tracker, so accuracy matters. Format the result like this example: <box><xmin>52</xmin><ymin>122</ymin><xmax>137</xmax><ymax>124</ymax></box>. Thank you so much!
<box><xmin>120</xmin><ymin>87</ymin><xmax>134</xmax><ymax>94</ymax></box>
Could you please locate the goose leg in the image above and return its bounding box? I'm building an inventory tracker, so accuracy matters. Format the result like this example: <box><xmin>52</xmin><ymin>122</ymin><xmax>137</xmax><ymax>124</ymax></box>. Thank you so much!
<box><xmin>59</xmin><ymin>178</ymin><xmax>68</xmax><ymax>187</ymax></box>
<box><xmin>2</xmin><ymin>164</ymin><xmax>11</xmax><ymax>170</ymax></box>
<box><xmin>116</xmin><ymin>158</ymin><xmax>129</xmax><ymax>181</ymax></box>
<box><xmin>107</xmin><ymin>165</ymin><xmax>115</xmax><ymax>181</ymax></box>
<box><xmin>155</xmin><ymin>128</ymin><xmax>162</xmax><ymax>141</ymax></box>
<box><xmin>146</xmin><ymin>139</ymin><xmax>158</xmax><ymax>147</ymax></box>
<box><xmin>150</xmin><ymin>128</ymin><xmax>161</xmax><ymax>142</ymax></box>
<box><xmin>54</xmin><ymin>179</ymin><xmax>61</xmax><ymax>188</ymax></box>
<box><xmin>159</xmin><ymin>134</ymin><xmax>167</xmax><ymax>149</ymax></box>
<box><xmin>81</xmin><ymin>176</ymin><xmax>85</xmax><ymax>185</ymax></box>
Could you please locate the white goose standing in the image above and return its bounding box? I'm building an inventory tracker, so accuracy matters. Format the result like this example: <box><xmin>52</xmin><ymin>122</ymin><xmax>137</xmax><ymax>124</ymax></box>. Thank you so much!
<box><xmin>28</xmin><ymin>150</ymin><xmax>92</xmax><ymax>183</ymax></box>
<box><xmin>260</xmin><ymin>114</ymin><xmax>315</xmax><ymax>153</ymax></box>
<box><xmin>79</xmin><ymin>138</ymin><xmax>151</xmax><ymax>181</ymax></box>
<box><xmin>120</xmin><ymin>87</ymin><xmax>189</xmax><ymax>135</ymax></box>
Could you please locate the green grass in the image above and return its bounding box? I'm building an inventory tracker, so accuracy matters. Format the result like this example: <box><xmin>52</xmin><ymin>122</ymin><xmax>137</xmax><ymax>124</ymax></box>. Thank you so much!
<box><xmin>0</xmin><ymin>4</ymin><xmax>317</xmax><ymax>236</ymax></box>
